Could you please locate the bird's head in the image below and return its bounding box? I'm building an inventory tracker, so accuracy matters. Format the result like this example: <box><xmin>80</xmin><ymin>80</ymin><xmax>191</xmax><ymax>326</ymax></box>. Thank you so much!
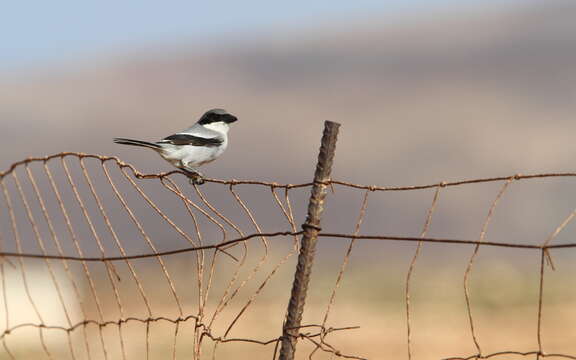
<box><xmin>197</xmin><ymin>108</ymin><xmax>238</xmax><ymax>133</ymax></box>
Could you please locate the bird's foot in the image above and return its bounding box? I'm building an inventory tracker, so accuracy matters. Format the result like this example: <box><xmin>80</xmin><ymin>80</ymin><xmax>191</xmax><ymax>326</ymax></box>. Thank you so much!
<box><xmin>190</xmin><ymin>176</ymin><xmax>205</xmax><ymax>185</ymax></box>
<box><xmin>184</xmin><ymin>170</ymin><xmax>205</xmax><ymax>185</ymax></box>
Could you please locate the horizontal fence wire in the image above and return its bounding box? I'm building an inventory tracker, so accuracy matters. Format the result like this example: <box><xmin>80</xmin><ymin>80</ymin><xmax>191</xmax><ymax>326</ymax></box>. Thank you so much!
<box><xmin>0</xmin><ymin>152</ymin><xmax>576</xmax><ymax>359</ymax></box>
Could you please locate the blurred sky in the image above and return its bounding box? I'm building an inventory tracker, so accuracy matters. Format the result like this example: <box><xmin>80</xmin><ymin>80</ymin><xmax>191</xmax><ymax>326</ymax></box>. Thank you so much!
<box><xmin>0</xmin><ymin>0</ymin><xmax>516</xmax><ymax>71</ymax></box>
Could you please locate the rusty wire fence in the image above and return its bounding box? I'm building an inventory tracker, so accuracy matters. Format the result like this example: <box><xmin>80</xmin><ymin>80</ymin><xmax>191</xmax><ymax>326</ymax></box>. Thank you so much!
<box><xmin>1</xmin><ymin>122</ymin><xmax>576</xmax><ymax>359</ymax></box>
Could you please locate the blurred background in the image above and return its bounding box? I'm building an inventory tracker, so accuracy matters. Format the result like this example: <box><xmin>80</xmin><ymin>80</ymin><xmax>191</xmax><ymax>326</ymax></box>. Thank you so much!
<box><xmin>2</xmin><ymin>0</ymin><xmax>576</xmax><ymax>359</ymax></box>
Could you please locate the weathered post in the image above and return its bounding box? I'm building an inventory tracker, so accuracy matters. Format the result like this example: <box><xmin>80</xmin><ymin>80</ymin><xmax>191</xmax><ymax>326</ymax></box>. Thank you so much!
<box><xmin>278</xmin><ymin>120</ymin><xmax>340</xmax><ymax>360</ymax></box>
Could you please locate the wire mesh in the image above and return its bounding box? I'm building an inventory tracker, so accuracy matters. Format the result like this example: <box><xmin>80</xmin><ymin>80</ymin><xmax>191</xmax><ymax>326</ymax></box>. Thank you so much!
<box><xmin>1</xmin><ymin>152</ymin><xmax>576</xmax><ymax>359</ymax></box>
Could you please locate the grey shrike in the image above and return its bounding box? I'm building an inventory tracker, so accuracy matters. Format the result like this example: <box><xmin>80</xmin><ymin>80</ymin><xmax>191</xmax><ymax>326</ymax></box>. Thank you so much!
<box><xmin>113</xmin><ymin>108</ymin><xmax>238</xmax><ymax>183</ymax></box>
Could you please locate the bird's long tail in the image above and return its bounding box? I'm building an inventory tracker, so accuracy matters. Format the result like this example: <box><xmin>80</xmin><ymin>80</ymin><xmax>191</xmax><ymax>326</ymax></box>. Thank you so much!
<box><xmin>113</xmin><ymin>138</ymin><xmax>162</xmax><ymax>150</ymax></box>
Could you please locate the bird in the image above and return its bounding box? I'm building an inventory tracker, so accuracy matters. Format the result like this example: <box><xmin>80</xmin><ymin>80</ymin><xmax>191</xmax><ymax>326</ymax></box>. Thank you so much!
<box><xmin>113</xmin><ymin>108</ymin><xmax>238</xmax><ymax>184</ymax></box>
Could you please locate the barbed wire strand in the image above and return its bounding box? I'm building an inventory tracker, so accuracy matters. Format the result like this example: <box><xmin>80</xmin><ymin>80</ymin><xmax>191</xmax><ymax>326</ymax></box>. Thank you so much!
<box><xmin>406</xmin><ymin>185</ymin><xmax>442</xmax><ymax>360</ymax></box>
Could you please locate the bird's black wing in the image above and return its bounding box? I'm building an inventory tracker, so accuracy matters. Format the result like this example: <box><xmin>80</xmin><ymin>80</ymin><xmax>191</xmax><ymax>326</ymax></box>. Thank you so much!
<box><xmin>159</xmin><ymin>134</ymin><xmax>223</xmax><ymax>147</ymax></box>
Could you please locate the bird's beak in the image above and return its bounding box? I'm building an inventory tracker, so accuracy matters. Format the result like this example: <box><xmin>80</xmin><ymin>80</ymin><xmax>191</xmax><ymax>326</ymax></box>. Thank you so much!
<box><xmin>225</xmin><ymin>115</ymin><xmax>238</xmax><ymax>124</ymax></box>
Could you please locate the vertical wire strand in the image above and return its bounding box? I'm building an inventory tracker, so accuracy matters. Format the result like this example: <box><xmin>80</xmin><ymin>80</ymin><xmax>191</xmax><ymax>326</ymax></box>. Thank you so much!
<box><xmin>223</xmin><ymin>185</ymin><xmax>270</xmax><ymax>337</ymax></box>
<box><xmin>44</xmin><ymin>162</ymin><xmax>95</xmax><ymax>359</ymax></box>
<box><xmin>190</xmin><ymin>184</ymin><xmax>239</xmax><ymax>319</ymax></box>
<box><xmin>24</xmin><ymin>165</ymin><xmax>79</xmax><ymax>359</ymax></box>
<box><xmin>194</xmin><ymin>184</ymin><xmax>249</xmax><ymax>331</ymax></box>
<box><xmin>78</xmin><ymin>159</ymin><xmax>135</xmax><ymax>359</ymax></box>
<box><xmin>463</xmin><ymin>178</ymin><xmax>513</xmax><ymax>356</ymax></box>
<box><xmin>100</xmin><ymin>162</ymin><xmax>154</xmax><ymax>316</ymax></box>
<box><xmin>12</xmin><ymin>170</ymin><xmax>70</xmax><ymax>360</ymax></box>
<box><xmin>536</xmin><ymin>249</ymin><xmax>546</xmax><ymax>358</ymax></box>
<box><xmin>117</xmin><ymin>168</ymin><xmax>184</xmax><ymax>315</ymax></box>
<box><xmin>157</xmin><ymin>177</ymin><xmax>240</xmax><ymax>357</ymax></box>
<box><xmin>0</xmin><ymin>204</ymin><xmax>16</xmax><ymax>360</ymax></box>
<box><xmin>1</xmin><ymin>177</ymin><xmax>52</xmax><ymax>359</ymax></box>
<box><xmin>405</xmin><ymin>186</ymin><xmax>442</xmax><ymax>360</ymax></box>
<box><xmin>308</xmin><ymin>190</ymin><xmax>371</xmax><ymax>359</ymax></box>
<box><xmin>61</xmin><ymin>158</ymin><xmax>110</xmax><ymax>359</ymax></box>
<box><xmin>160</xmin><ymin>178</ymin><xmax>206</xmax><ymax>358</ymax></box>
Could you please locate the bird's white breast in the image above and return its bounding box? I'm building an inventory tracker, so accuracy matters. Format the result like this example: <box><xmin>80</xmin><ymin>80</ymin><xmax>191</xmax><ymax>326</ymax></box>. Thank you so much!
<box><xmin>159</xmin><ymin>138</ymin><xmax>228</xmax><ymax>170</ymax></box>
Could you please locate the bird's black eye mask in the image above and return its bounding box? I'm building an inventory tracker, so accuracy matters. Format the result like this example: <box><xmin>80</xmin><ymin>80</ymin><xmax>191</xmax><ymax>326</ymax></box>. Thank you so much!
<box><xmin>198</xmin><ymin>112</ymin><xmax>238</xmax><ymax>125</ymax></box>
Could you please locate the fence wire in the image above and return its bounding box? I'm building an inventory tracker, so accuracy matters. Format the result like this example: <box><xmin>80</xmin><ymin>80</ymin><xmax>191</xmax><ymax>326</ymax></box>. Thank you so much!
<box><xmin>0</xmin><ymin>152</ymin><xmax>575</xmax><ymax>359</ymax></box>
